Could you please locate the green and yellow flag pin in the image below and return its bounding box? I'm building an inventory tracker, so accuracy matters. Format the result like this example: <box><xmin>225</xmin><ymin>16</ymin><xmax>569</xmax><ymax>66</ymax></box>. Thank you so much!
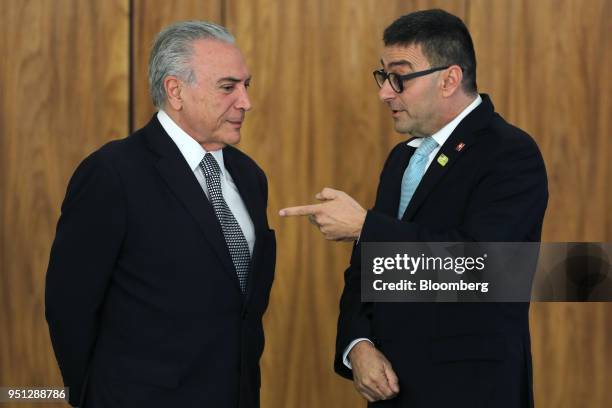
<box><xmin>437</xmin><ymin>154</ymin><xmax>449</xmax><ymax>166</ymax></box>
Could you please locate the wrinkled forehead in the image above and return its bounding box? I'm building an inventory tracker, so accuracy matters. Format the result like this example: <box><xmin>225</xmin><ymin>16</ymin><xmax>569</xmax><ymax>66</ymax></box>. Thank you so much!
<box><xmin>190</xmin><ymin>39</ymin><xmax>250</xmax><ymax>81</ymax></box>
<box><xmin>380</xmin><ymin>43</ymin><xmax>429</xmax><ymax>71</ymax></box>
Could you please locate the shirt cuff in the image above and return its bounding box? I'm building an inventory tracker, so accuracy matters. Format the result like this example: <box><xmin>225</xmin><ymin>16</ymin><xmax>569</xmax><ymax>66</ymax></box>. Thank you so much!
<box><xmin>342</xmin><ymin>338</ymin><xmax>373</xmax><ymax>369</ymax></box>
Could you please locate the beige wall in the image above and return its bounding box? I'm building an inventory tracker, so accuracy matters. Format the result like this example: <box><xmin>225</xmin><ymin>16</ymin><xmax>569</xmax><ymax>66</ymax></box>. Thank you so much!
<box><xmin>1</xmin><ymin>1</ymin><xmax>610</xmax><ymax>407</ymax></box>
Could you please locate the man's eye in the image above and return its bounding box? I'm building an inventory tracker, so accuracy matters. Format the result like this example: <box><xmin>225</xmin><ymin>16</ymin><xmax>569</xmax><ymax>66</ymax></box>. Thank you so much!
<box><xmin>221</xmin><ymin>85</ymin><xmax>235</xmax><ymax>91</ymax></box>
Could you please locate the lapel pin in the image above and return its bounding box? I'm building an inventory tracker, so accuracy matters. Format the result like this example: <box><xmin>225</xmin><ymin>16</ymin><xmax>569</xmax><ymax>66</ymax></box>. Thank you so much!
<box><xmin>437</xmin><ymin>154</ymin><xmax>449</xmax><ymax>167</ymax></box>
<box><xmin>456</xmin><ymin>142</ymin><xmax>465</xmax><ymax>152</ymax></box>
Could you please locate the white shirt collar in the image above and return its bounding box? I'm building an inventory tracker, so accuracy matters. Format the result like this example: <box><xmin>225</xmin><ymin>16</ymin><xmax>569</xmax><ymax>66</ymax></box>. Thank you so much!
<box><xmin>407</xmin><ymin>94</ymin><xmax>482</xmax><ymax>148</ymax></box>
<box><xmin>157</xmin><ymin>109</ymin><xmax>225</xmax><ymax>174</ymax></box>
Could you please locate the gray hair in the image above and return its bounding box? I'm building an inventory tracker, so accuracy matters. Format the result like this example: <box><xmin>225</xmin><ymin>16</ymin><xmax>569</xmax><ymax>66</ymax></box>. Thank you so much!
<box><xmin>148</xmin><ymin>20</ymin><xmax>235</xmax><ymax>109</ymax></box>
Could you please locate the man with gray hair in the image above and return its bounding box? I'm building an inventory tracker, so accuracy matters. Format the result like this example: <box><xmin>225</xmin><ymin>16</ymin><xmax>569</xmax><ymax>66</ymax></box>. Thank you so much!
<box><xmin>46</xmin><ymin>21</ymin><xmax>276</xmax><ymax>408</ymax></box>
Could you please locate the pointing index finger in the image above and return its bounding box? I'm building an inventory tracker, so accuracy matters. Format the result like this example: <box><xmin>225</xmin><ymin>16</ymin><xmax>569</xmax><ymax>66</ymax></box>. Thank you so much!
<box><xmin>279</xmin><ymin>204</ymin><xmax>320</xmax><ymax>217</ymax></box>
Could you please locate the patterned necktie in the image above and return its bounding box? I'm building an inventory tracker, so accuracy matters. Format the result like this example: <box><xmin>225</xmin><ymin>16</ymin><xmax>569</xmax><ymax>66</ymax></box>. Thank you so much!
<box><xmin>398</xmin><ymin>136</ymin><xmax>439</xmax><ymax>219</ymax></box>
<box><xmin>200</xmin><ymin>153</ymin><xmax>250</xmax><ymax>293</ymax></box>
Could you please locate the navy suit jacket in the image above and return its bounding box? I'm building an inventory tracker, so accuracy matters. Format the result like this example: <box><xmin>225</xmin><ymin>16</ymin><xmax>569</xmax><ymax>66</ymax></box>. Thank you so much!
<box><xmin>46</xmin><ymin>116</ymin><xmax>276</xmax><ymax>408</ymax></box>
<box><xmin>335</xmin><ymin>95</ymin><xmax>547</xmax><ymax>408</ymax></box>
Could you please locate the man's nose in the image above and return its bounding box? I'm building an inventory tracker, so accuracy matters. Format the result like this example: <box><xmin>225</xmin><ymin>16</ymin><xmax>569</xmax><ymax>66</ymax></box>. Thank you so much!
<box><xmin>378</xmin><ymin>79</ymin><xmax>396</xmax><ymax>103</ymax></box>
<box><xmin>235</xmin><ymin>85</ymin><xmax>252</xmax><ymax>111</ymax></box>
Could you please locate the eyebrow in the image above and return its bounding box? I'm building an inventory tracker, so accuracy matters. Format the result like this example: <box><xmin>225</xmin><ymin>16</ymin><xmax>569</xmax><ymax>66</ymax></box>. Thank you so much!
<box><xmin>217</xmin><ymin>76</ymin><xmax>252</xmax><ymax>84</ymax></box>
<box><xmin>380</xmin><ymin>58</ymin><xmax>414</xmax><ymax>70</ymax></box>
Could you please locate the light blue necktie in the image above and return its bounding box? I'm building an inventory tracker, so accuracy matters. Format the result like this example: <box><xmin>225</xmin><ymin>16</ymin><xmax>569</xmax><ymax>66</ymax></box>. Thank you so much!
<box><xmin>398</xmin><ymin>136</ymin><xmax>439</xmax><ymax>219</ymax></box>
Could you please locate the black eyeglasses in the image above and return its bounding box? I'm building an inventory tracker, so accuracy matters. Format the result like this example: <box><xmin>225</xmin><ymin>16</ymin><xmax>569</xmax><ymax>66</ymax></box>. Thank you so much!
<box><xmin>373</xmin><ymin>66</ymin><xmax>450</xmax><ymax>93</ymax></box>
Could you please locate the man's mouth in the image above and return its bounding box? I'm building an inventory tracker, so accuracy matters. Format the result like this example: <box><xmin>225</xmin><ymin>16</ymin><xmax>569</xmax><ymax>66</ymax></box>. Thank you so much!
<box><xmin>227</xmin><ymin>119</ymin><xmax>244</xmax><ymax>126</ymax></box>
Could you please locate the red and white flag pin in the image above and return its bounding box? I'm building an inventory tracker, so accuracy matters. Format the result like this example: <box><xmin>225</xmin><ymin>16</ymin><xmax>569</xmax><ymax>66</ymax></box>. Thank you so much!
<box><xmin>455</xmin><ymin>142</ymin><xmax>465</xmax><ymax>152</ymax></box>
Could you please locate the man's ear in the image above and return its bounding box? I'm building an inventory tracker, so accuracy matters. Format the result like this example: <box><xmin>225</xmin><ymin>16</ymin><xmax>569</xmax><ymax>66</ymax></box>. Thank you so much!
<box><xmin>440</xmin><ymin>65</ymin><xmax>463</xmax><ymax>97</ymax></box>
<box><xmin>164</xmin><ymin>76</ymin><xmax>183</xmax><ymax>111</ymax></box>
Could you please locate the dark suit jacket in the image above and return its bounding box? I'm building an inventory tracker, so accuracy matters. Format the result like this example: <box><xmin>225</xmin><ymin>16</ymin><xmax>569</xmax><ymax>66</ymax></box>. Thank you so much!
<box><xmin>335</xmin><ymin>95</ymin><xmax>547</xmax><ymax>408</ymax></box>
<box><xmin>46</xmin><ymin>116</ymin><xmax>276</xmax><ymax>408</ymax></box>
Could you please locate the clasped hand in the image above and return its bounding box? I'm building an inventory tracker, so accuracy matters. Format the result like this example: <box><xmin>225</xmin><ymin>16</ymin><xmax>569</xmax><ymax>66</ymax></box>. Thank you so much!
<box><xmin>349</xmin><ymin>341</ymin><xmax>400</xmax><ymax>402</ymax></box>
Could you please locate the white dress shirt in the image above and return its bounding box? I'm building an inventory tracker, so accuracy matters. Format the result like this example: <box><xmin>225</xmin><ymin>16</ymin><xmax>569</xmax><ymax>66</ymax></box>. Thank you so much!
<box><xmin>157</xmin><ymin>110</ymin><xmax>255</xmax><ymax>254</ymax></box>
<box><xmin>342</xmin><ymin>95</ymin><xmax>482</xmax><ymax>369</ymax></box>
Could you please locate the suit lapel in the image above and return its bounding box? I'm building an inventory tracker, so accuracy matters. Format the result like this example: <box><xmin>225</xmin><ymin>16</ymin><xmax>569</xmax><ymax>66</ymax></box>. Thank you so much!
<box><xmin>144</xmin><ymin>117</ymin><xmax>241</xmax><ymax>292</ymax></box>
<box><xmin>401</xmin><ymin>94</ymin><xmax>495</xmax><ymax>221</ymax></box>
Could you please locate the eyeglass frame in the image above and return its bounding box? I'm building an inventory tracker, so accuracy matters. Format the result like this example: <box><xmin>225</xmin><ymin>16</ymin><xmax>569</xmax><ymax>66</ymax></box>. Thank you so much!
<box><xmin>373</xmin><ymin>65</ymin><xmax>450</xmax><ymax>93</ymax></box>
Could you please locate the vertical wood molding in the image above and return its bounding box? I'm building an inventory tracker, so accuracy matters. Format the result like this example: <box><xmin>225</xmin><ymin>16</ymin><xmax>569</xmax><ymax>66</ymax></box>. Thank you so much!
<box><xmin>0</xmin><ymin>1</ymin><xmax>129</xmax><ymax>407</ymax></box>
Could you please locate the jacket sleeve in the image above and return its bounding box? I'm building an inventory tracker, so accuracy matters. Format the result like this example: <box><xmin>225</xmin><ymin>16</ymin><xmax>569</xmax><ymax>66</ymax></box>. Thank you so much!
<box><xmin>45</xmin><ymin>150</ymin><xmax>126</xmax><ymax>406</ymax></box>
<box><xmin>333</xmin><ymin>144</ymin><xmax>404</xmax><ymax>379</ymax></box>
<box><xmin>334</xmin><ymin>242</ymin><xmax>372</xmax><ymax>379</ymax></box>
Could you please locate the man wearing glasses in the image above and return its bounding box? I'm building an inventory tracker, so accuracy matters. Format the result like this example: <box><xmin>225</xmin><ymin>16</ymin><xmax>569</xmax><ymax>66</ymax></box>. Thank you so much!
<box><xmin>281</xmin><ymin>9</ymin><xmax>547</xmax><ymax>408</ymax></box>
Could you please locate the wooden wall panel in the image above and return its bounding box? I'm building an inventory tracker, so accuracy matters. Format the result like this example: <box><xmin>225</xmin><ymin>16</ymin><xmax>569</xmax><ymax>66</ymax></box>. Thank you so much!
<box><xmin>468</xmin><ymin>1</ymin><xmax>612</xmax><ymax>407</ymax></box>
<box><xmin>0</xmin><ymin>0</ymin><xmax>129</xmax><ymax>407</ymax></box>
<box><xmin>226</xmin><ymin>1</ymin><xmax>465</xmax><ymax>407</ymax></box>
<box><xmin>468</xmin><ymin>0</ymin><xmax>611</xmax><ymax>242</ymax></box>
<box><xmin>530</xmin><ymin>302</ymin><xmax>612</xmax><ymax>407</ymax></box>
<box><xmin>131</xmin><ymin>0</ymin><xmax>223</xmax><ymax>130</ymax></box>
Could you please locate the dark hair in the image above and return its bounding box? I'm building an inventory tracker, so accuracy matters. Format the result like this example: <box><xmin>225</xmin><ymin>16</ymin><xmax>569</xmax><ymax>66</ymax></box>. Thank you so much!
<box><xmin>383</xmin><ymin>9</ymin><xmax>477</xmax><ymax>94</ymax></box>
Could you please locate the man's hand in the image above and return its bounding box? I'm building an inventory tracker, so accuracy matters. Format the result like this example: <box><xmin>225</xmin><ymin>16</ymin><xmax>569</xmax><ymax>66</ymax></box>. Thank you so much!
<box><xmin>279</xmin><ymin>188</ymin><xmax>367</xmax><ymax>241</ymax></box>
<box><xmin>348</xmin><ymin>340</ymin><xmax>400</xmax><ymax>402</ymax></box>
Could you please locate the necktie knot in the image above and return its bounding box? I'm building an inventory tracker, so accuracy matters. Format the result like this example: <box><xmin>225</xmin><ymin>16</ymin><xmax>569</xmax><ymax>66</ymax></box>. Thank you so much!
<box><xmin>201</xmin><ymin>153</ymin><xmax>221</xmax><ymax>178</ymax></box>
<box><xmin>415</xmin><ymin>136</ymin><xmax>438</xmax><ymax>158</ymax></box>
